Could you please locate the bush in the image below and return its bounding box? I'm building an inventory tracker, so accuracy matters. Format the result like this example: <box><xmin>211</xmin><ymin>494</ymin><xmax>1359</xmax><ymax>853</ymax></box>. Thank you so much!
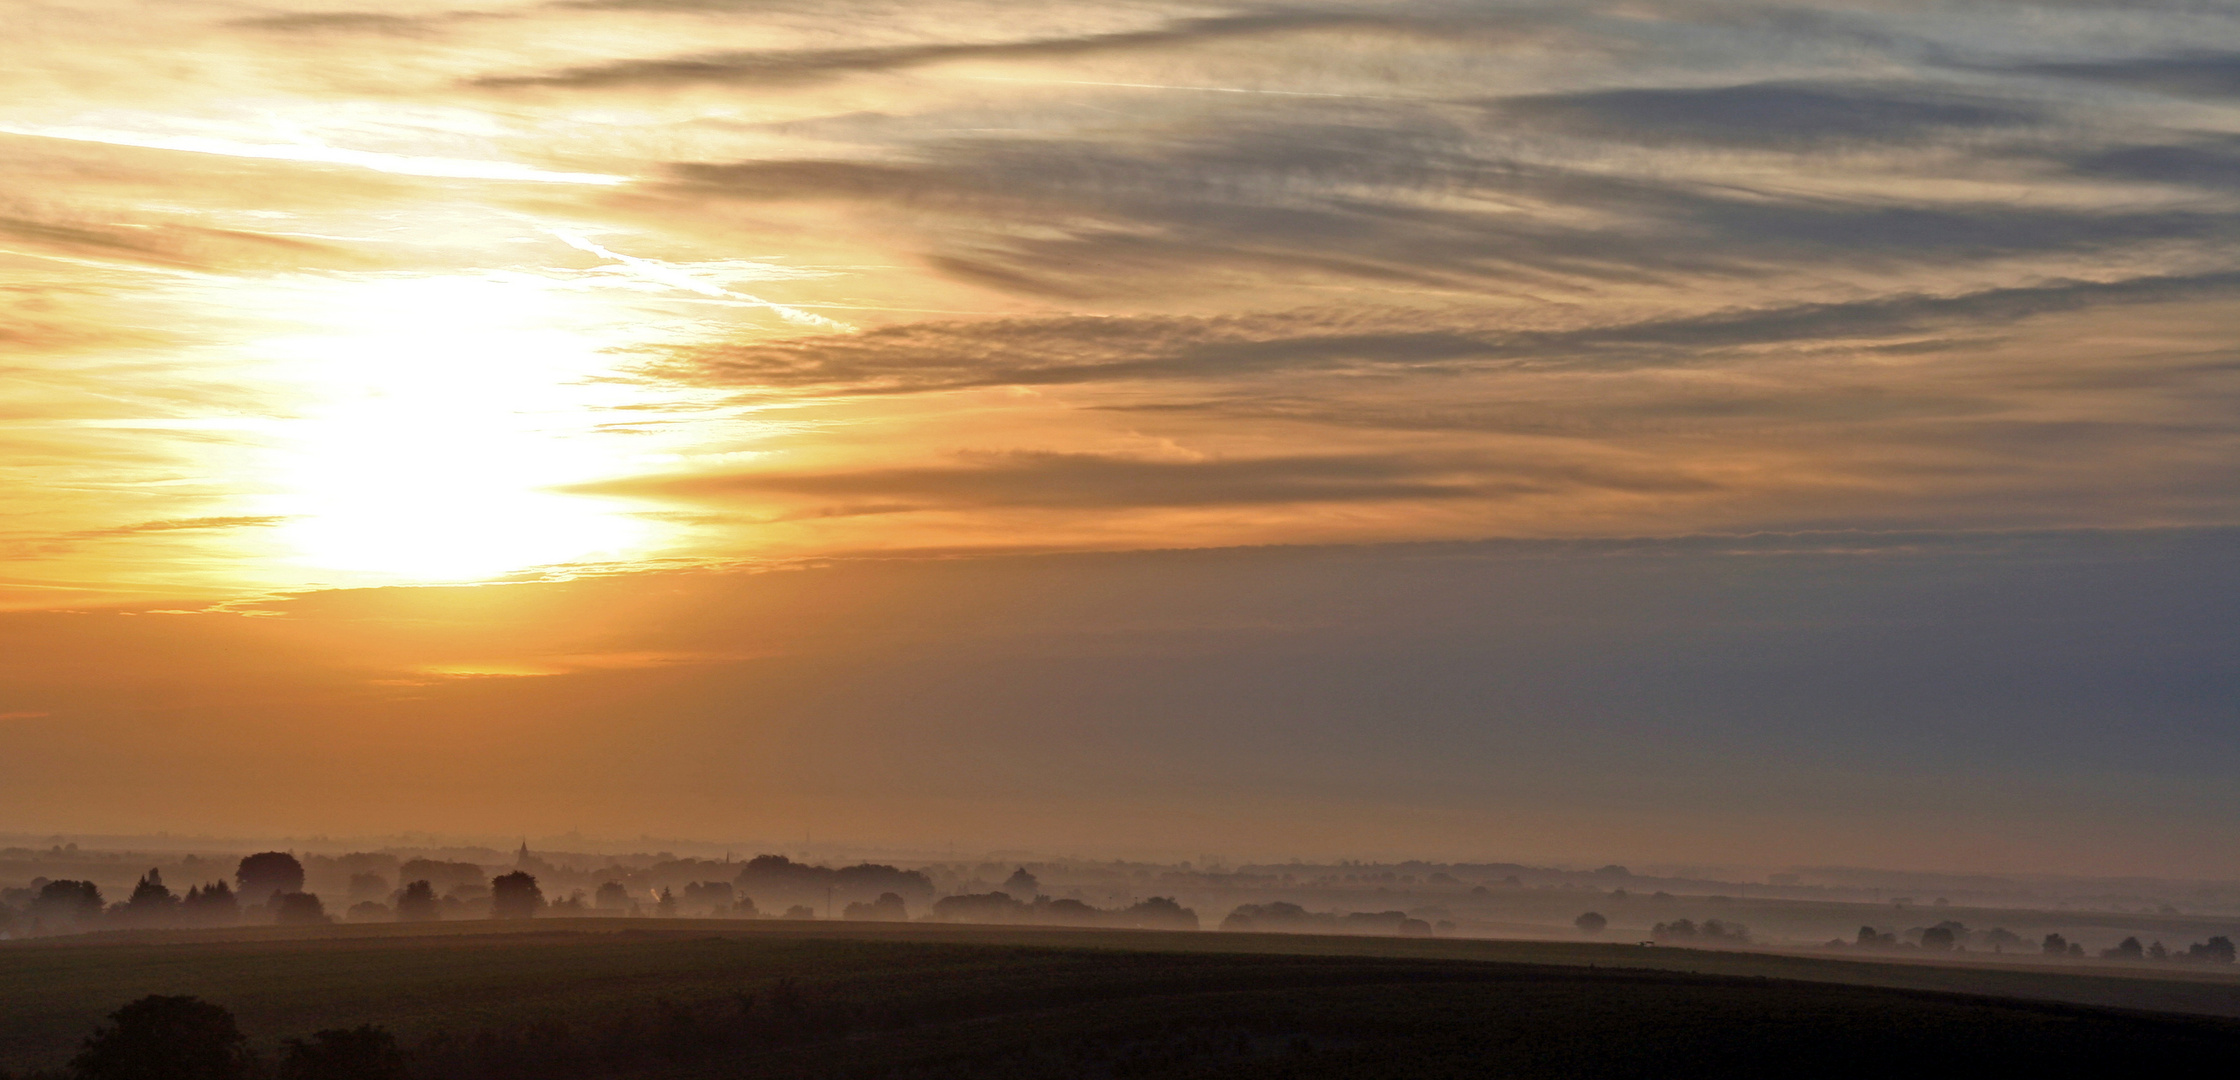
<box><xmin>70</xmin><ymin>996</ymin><xmax>250</xmax><ymax>1080</ymax></box>
<box><xmin>394</xmin><ymin>881</ymin><xmax>439</xmax><ymax>922</ymax></box>
<box><xmin>931</xmin><ymin>893</ymin><xmax>1025</xmax><ymax>923</ymax></box>
<box><xmin>236</xmin><ymin>853</ymin><xmax>305</xmax><ymax>907</ymax></box>
<box><xmin>2188</xmin><ymin>936</ymin><xmax>2235</xmax><ymax>963</ymax></box>
<box><xmin>278</xmin><ymin>1026</ymin><xmax>406</xmax><ymax>1080</ymax></box>
<box><xmin>490</xmin><ymin>872</ymin><xmax>544</xmax><ymax>920</ymax></box>
<box><xmin>1574</xmin><ymin>912</ymin><xmax>1607</xmax><ymax>934</ymax></box>
<box><xmin>273</xmin><ymin>893</ymin><xmax>329</xmax><ymax>926</ymax></box>
<box><xmin>34</xmin><ymin>880</ymin><xmax>104</xmax><ymax>927</ymax></box>
<box><xmin>1123</xmin><ymin>896</ymin><xmax>1199</xmax><ymax>930</ymax></box>
<box><xmin>843</xmin><ymin>892</ymin><xmax>909</xmax><ymax>921</ymax></box>
<box><xmin>2102</xmin><ymin>936</ymin><xmax>2144</xmax><ymax>960</ymax></box>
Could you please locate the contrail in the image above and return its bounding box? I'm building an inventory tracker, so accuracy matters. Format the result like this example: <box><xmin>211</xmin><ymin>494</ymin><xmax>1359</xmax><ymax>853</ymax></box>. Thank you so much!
<box><xmin>543</xmin><ymin>227</ymin><xmax>852</xmax><ymax>330</ymax></box>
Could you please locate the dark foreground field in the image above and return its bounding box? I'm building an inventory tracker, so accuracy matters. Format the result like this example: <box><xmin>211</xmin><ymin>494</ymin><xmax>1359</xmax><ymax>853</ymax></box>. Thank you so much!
<box><xmin>6</xmin><ymin>921</ymin><xmax>2238</xmax><ymax>1079</ymax></box>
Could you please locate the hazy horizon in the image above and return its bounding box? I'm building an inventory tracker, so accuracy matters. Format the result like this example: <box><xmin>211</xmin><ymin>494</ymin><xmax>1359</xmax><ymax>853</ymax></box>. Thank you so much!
<box><xmin>4</xmin><ymin>1</ymin><xmax>2237</xmax><ymax>881</ymax></box>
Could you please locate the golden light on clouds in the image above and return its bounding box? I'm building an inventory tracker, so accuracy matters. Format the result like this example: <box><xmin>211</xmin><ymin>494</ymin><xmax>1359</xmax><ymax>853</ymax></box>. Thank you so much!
<box><xmin>4</xmin><ymin>0</ymin><xmax>2239</xmax><ymax>599</ymax></box>
<box><xmin>3</xmin><ymin>0</ymin><xmax>2239</xmax><ymax>873</ymax></box>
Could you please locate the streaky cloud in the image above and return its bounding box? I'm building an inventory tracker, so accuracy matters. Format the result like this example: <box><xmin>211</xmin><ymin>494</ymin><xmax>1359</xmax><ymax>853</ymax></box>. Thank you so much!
<box><xmin>1492</xmin><ymin>81</ymin><xmax>2045</xmax><ymax>148</ymax></box>
<box><xmin>569</xmin><ymin>448</ymin><xmax>1716</xmax><ymax>511</ymax></box>
<box><xmin>642</xmin><ymin>270</ymin><xmax>2240</xmax><ymax>395</ymax></box>
<box><xmin>472</xmin><ymin>8</ymin><xmax>1516</xmax><ymax>89</ymax></box>
<box><xmin>2011</xmin><ymin>51</ymin><xmax>2240</xmax><ymax>101</ymax></box>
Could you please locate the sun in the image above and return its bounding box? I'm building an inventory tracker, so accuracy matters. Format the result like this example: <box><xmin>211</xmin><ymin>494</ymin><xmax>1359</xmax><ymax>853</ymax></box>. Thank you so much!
<box><xmin>256</xmin><ymin>271</ymin><xmax>661</xmax><ymax>584</ymax></box>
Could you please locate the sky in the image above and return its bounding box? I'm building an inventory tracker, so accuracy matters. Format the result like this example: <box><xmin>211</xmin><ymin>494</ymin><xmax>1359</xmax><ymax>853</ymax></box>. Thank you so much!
<box><xmin>2</xmin><ymin>0</ymin><xmax>2236</xmax><ymax>876</ymax></box>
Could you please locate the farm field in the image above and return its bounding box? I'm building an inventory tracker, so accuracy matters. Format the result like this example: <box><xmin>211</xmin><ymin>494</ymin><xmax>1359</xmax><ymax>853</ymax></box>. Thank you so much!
<box><xmin>5</xmin><ymin>920</ymin><xmax>2238</xmax><ymax>1078</ymax></box>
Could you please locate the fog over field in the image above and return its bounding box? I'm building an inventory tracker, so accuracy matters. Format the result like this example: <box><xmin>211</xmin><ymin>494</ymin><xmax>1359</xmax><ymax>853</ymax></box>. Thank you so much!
<box><xmin>7</xmin><ymin>837</ymin><xmax>2238</xmax><ymax>1077</ymax></box>
<box><xmin>7</xmin><ymin>837</ymin><xmax>2237</xmax><ymax>968</ymax></box>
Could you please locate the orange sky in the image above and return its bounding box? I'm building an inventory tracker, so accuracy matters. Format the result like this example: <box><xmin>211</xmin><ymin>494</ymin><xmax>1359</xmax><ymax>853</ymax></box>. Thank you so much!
<box><xmin>3</xmin><ymin>0</ymin><xmax>2237</xmax><ymax>875</ymax></box>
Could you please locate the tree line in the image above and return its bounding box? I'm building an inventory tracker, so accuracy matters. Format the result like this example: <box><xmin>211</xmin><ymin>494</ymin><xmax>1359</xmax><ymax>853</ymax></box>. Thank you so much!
<box><xmin>1838</xmin><ymin>919</ymin><xmax>2234</xmax><ymax>962</ymax></box>
<box><xmin>1</xmin><ymin>854</ymin><xmax>1213</xmax><ymax>935</ymax></box>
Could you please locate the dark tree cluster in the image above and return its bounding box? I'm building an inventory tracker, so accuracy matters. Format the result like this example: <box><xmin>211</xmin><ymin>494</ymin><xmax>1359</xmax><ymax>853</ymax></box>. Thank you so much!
<box><xmin>2</xmin><ymin>868</ymin><xmax>248</xmax><ymax>936</ymax></box>
<box><xmin>489</xmin><ymin>872</ymin><xmax>544</xmax><ymax>920</ymax></box>
<box><xmin>929</xmin><ymin>892</ymin><xmax>1204</xmax><ymax>930</ymax></box>
<box><xmin>731</xmin><ymin>855</ymin><xmax>936</xmax><ymax>910</ymax></box>
<box><xmin>1650</xmin><ymin>918</ymin><xmax>1750</xmax><ymax>944</ymax></box>
<box><xmin>1219</xmin><ymin>902</ymin><xmax>1430</xmax><ymax>936</ymax></box>
<box><xmin>678</xmin><ymin>880</ymin><xmax>735</xmax><ymax>916</ymax></box>
<box><xmin>2100</xmin><ymin>934</ymin><xmax>2234</xmax><ymax>963</ymax></box>
<box><xmin>1834</xmin><ymin>931</ymin><xmax>2240</xmax><ymax>964</ymax></box>
<box><xmin>0</xmin><ymin>850</ymin><xmax>568</xmax><ymax>937</ymax></box>
<box><xmin>31</xmin><ymin>996</ymin><xmax>405</xmax><ymax>1080</ymax></box>
<box><xmin>841</xmin><ymin>892</ymin><xmax>909</xmax><ymax>921</ymax></box>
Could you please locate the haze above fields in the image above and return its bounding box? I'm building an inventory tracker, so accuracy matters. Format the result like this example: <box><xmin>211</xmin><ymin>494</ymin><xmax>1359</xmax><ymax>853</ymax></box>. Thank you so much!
<box><xmin>2</xmin><ymin>1</ymin><xmax>2236</xmax><ymax>876</ymax></box>
<box><xmin>7</xmin><ymin>838</ymin><xmax>2238</xmax><ymax>962</ymax></box>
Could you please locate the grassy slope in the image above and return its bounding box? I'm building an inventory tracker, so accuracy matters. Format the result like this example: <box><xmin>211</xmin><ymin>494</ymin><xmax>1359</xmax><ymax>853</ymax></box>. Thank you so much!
<box><xmin>4</xmin><ymin>920</ymin><xmax>2237</xmax><ymax>1075</ymax></box>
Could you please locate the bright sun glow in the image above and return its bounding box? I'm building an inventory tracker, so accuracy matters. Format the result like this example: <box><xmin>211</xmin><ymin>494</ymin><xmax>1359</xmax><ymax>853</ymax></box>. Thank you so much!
<box><xmin>255</xmin><ymin>272</ymin><xmax>662</xmax><ymax>583</ymax></box>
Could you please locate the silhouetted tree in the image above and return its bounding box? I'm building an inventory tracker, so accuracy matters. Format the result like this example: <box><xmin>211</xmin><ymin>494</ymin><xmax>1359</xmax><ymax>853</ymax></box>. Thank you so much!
<box><xmin>489</xmin><ymin>872</ymin><xmax>543</xmax><ymax>919</ymax></box>
<box><xmin>1222</xmin><ymin>901</ymin><xmax>1338</xmax><ymax>932</ymax></box>
<box><xmin>1033</xmin><ymin>897</ymin><xmax>1104</xmax><ymax>925</ymax></box>
<box><xmin>1000</xmin><ymin>868</ymin><xmax>1040</xmax><ymax>899</ymax></box>
<box><xmin>2148</xmin><ymin>940</ymin><xmax>2169</xmax><ymax>960</ymax></box>
<box><xmin>681</xmin><ymin>881</ymin><xmax>734</xmax><ymax>915</ymax></box>
<box><xmin>931</xmin><ymin>892</ymin><xmax>1031</xmax><ymax>922</ymax></box>
<box><xmin>346</xmin><ymin>873</ymin><xmax>391</xmax><ymax>902</ymax></box>
<box><xmin>272</xmin><ymin>892</ymin><xmax>328</xmax><ymax>925</ymax></box>
<box><xmin>843</xmin><ymin>892</ymin><xmax>909</xmax><ymax>921</ymax></box>
<box><xmin>1574</xmin><ymin>911</ymin><xmax>1607</xmax><ymax>934</ymax></box>
<box><xmin>236</xmin><ymin>852</ymin><xmax>304</xmax><ymax>907</ymax></box>
<box><xmin>654</xmin><ymin>887</ymin><xmax>678</xmax><ymax>918</ymax></box>
<box><xmin>732</xmin><ymin>855</ymin><xmax>935</xmax><ymax>910</ymax></box>
<box><xmin>34</xmin><ymin>880</ymin><xmax>104</xmax><ymax>927</ymax></box>
<box><xmin>69</xmin><ymin>996</ymin><xmax>250</xmax><ymax>1080</ymax></box>
<box><xmin>2042</xmin><ymin>932</ymin><xmax>2069</xmax><ymax>956</ymax></box>
<box><xmin>593</xmin><ymin>881</ymin><xmax>631</xmax><ymax>912</ymax></box>
<box><xmin>1123</xmin><ymin>896</ymin><xmax>1198</xmax><ymax>930</ymax></box>
<box><xmin>1919</xmin><ymin>926</ymin><xmax>1956</xmax><ymax>951</ymax></box>
<box><xmin>125</xmin><ymin>870</ymin><xmax>177</xmax><ymax>919</ymax></box>
<box><xmin>2103</xmin><ymin>936</ymin><xmax>2144</xmax><ymax>960</ymax></box>
<box><xmin>2191</xmin><ymin>936</ymin><xmax>2236</xmax><ymax>963</ymax></box>
<box><xmin>395</xmin><ymin>860</ymin><xmax>486</xmax><ymax>895</ymax></box>
<box><xmin>181</xmin><ymin>882</ymin><xmax>237</xmax><ymax>926</ymax></box>
<box><xmin>394</xmin><ymin>880</ymin><xmax>439</xmax><ymax>923</ymax></box>
<box><xmin>277</xmin><ymin>1026</ymin><xmax>406</xmax><ymax>1080</ymax></box>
